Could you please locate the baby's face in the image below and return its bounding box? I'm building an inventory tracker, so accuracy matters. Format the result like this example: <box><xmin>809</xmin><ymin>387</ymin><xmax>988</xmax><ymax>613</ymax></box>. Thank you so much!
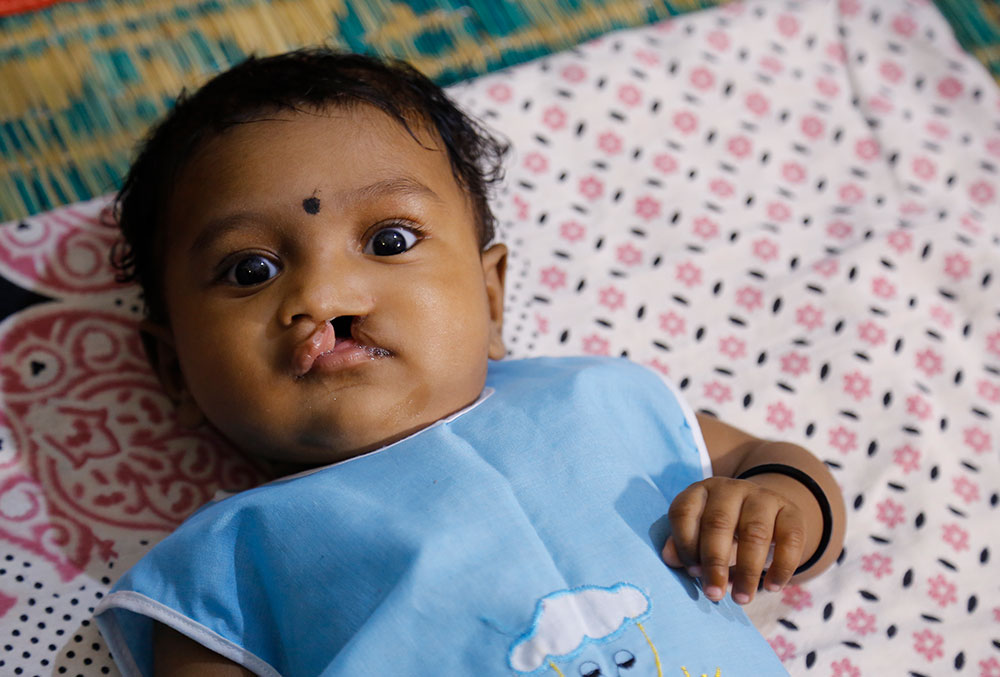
<box><xmin>151</xmin><ymin>106</ymin><xmax>506</xmax><ymax>464</ymax></box>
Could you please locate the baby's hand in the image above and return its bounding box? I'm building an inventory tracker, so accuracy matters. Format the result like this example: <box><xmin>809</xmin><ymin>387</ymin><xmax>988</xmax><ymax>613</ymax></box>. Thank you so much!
<box><xmin>661</xmin><ymin>477</ymin><xmax>807</xmax><ymax>605</ymax></box>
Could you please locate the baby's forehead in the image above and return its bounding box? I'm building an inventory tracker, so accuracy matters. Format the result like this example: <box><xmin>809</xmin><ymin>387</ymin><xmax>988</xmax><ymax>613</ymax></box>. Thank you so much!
<box><xmin>184</xmin><ymin>105</ymin><xmax>458</xmax><ymax>190</ymax></box>
<box><xmin>162</xmin><ymin>106</ymin><xmax>480</xmax><ymax>242</ymax></box>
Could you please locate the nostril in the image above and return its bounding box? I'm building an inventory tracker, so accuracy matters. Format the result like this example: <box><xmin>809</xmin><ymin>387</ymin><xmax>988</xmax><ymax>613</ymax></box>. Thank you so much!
<box><xmin>331</xmin><ymin>316</ymin><xmax>355</xmax><ymax>338</ymax></box>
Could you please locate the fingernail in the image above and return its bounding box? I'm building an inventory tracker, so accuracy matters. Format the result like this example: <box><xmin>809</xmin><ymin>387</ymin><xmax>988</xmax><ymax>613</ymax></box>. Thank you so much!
<box><xmin>765</xmin><ymin>582</ymin><xmax>781</xmax><ymax>592</ymax></box>
<box><xmin>734</xmin><ymin>592</ymin><xmax>750</xmax><ymax>605</ymax></box>
<box><xmin>688</xmin><ymin>566</ymin><xmax>702</xmax><ymax>578</ymax></box>
<box><xmin>704</xmin><ymin>586</ymin><xmax>723</xmax><ymax>601</ymax></box>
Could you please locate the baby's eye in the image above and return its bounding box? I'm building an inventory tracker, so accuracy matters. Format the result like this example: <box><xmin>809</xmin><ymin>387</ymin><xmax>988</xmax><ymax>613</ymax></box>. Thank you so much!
<box><xmin>224</xmin><ymin>254</ymin><xmax>280</xmax><ymax>286</ymax></box>
<box><xmin>364</xmin><ymin>225</ymin><xmax>420</xmax><ymax>257</ymax></box>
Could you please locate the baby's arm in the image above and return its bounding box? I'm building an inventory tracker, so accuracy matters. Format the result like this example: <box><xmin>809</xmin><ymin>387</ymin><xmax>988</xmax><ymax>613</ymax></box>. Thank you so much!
<box><xmin>662</xmin><ymin>414</ymin><xmax>846</xmax><ymax>605</ymax></box>
<box><xmin>154</xmin><ymin>622</ymin><xmax>254</xmax><ymax>676</ymax></box>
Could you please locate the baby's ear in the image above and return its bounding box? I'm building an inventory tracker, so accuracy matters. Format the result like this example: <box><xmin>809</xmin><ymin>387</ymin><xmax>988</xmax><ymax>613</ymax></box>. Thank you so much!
<box><xmin>481</xmin><ymin>243</ymin><xmax>507</xmax><ymax>360</ymax></box>
<box><xmin>138</xmin><ymin>320</ymin><xmax>205</xmax><ymax>428</ymax></box>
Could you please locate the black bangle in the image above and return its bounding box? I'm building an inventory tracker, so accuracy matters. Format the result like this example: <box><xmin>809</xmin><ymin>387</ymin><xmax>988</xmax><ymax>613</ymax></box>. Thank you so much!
<box><xmin>736</xmin><ymin>463</ymin><xmax>834</xmax><ymax>575</ymax></box>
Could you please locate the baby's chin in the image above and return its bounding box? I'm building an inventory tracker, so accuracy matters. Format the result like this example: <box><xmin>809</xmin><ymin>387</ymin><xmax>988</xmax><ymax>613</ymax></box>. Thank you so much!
<box><xmin>243</xmin><ymin>417</ymin><xmax>442</xmax><ymax>476</ymax></box>
<box><xmin>215</xmin><ymin>378</ymin><xmax>490</xmax><ymax>476</ymax></box>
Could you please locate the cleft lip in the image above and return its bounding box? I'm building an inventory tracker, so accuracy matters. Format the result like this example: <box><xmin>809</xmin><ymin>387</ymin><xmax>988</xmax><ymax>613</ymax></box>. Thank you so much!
<box><xmin>291</xmin><ymin>317</ymin><xmax>391</xmax><ymax>377</ymax></box>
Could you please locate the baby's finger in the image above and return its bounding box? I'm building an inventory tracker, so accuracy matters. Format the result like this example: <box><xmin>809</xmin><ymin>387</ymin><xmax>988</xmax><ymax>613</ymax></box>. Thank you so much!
<box><xmin>697</xmin><ymin>486</ymin><xmax>746</xmax><ymax>602</ymax></box>
<box><xmin>665</xmin><ymin>484</ymin><xmax>709</xmax><ymax>575</ymax></box>
<box><xmin>730</xmin><ymin>494</ymin><xmax>779</xmax><ymax>604</ymax></box>
<box><xmin>662</xmin><ymin>536</ymin><xmax>684</xmax><ymax>568</ymax></box>
<box><xmin>762</xmin><ymin>507</ymin><xmax>807</xmax><ymax>592</ymax></box>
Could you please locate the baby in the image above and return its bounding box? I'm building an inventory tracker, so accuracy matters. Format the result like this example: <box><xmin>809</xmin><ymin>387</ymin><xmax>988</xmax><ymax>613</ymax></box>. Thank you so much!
<box><xmin>94</xmin><ymin>50</ymin><xmax>846</xmax><ymax>677</ymax></box>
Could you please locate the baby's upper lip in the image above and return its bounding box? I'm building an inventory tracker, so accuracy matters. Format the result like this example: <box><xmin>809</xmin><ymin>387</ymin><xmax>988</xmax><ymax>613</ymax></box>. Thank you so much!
<box><xmin>292</xmin><ymin>322</ymin><xmax>336</xmax><ymax>377</ymax></box>
<box><xmin>290</xmin><ymin>319</ymin><xmax>388</xmax><ymax>377</ymax></box>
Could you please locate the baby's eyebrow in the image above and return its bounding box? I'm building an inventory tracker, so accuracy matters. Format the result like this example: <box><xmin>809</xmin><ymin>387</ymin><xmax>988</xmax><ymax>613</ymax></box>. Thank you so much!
<box><xmin>348</xmin><ymin>176</ymin><xmax>443</xmax><ymax>206</ymax></box>
<box><xmin>189</xmin><ymin>212</ymin><xmax>267</xmax><ymax>254</ymax></box>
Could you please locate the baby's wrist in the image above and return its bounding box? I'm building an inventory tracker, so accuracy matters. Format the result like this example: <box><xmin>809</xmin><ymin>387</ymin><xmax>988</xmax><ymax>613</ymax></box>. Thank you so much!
<box><xmin>736</xmin><ymin>463</ymin><xmax>833</xmax><ymax>574</ymax></box>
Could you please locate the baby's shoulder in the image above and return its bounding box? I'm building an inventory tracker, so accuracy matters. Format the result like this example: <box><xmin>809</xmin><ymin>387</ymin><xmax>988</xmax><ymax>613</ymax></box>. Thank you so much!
<box><xmin>488</xmin><ymin>354</ymin><xmax>658</xmax><ymax>383</ymax></box>
<box><xmin>488</xmin><ymin>355</ymin><xmax>669</xmax><ymax>399</ymax></box>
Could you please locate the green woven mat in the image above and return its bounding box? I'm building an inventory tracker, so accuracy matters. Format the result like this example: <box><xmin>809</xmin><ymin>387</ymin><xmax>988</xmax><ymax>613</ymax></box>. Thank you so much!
<box><xmin>0</xmin><ymin>0</ymin><xmax>997</xmax><ymax>222</ymax></box>
<box><xmin>933</xmin><ymin>0</ymin><xmax>1000</xmax><ymax>81</ymax></box>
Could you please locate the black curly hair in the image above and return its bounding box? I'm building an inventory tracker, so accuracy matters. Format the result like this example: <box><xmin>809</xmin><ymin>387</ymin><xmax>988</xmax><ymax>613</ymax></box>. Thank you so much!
<box><xmin>111</xmin><ymin>49</ymin><xmax>508</xmax><ymax>323</ymax></box>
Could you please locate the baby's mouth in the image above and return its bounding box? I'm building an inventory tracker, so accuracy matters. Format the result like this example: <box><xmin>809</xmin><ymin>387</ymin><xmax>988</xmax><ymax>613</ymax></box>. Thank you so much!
<box><xmin>291</xmin><ymin>317</ymin><xmax>391</xmax><ymax>377</ymax></box>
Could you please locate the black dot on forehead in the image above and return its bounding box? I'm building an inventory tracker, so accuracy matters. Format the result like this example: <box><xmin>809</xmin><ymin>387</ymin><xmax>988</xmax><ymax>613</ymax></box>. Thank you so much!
<box><xmin>302</xmin><ymin>197</ymin><xmax>321</xmax><ymax>215</ymax></box>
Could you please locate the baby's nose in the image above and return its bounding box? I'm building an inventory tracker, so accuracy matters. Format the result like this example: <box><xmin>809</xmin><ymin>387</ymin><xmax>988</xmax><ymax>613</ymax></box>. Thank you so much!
<box><xmin>278</xmin><ymin>266</ymin><xmax>375</xmax><ymax>327</ymax></box>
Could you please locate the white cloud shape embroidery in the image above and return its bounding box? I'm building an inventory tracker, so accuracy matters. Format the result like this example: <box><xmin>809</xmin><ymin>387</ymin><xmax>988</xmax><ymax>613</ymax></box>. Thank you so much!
<box><xmin>508</xmin><ymin>583</ymin><xmax>651</xmax><ymax>672</ymax></box>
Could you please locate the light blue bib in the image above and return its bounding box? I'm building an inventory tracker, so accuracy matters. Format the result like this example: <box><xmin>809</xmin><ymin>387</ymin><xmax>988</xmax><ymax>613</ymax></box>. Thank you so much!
<box><xmin>96</xmin><ymin>356</ymin><xmax>788</xmax><ymax>676</ymax></box>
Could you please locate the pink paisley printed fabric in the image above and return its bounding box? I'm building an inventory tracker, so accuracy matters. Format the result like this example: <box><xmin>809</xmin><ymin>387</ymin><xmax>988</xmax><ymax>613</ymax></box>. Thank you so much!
<box><xmin>1</xmin><ymin>0</ymin><xmax>997</xmax><ymax>674</ymax></box>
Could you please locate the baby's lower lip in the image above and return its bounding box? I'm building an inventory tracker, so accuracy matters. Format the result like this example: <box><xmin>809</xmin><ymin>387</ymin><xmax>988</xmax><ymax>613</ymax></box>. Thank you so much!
<box><xmin>306</xmin><ymin>339</ymin><xmax>391</xmax><ymax>375</ymax></box>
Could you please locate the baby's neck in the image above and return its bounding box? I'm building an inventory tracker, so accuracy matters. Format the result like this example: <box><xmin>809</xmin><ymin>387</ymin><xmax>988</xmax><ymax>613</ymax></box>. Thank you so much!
<box><xmin>262</xmin><ymin>458</ymin><xmax>328</xmax><ymax>481</ymax></box>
